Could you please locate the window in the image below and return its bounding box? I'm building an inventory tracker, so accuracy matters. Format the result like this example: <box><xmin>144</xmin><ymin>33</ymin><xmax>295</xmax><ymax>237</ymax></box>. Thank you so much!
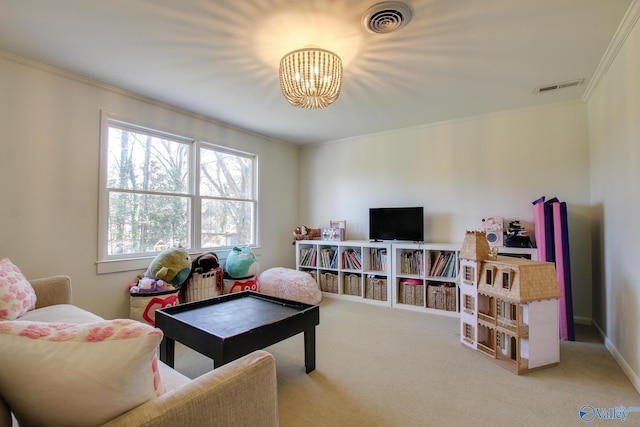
<box><xmin>99</xmin><ymin>115</ymin><xmax>257</xmax><ymax>265</ymax></box>
<box><xmin>463</xmin><ymin>265</ymin><xmax>474</xmax><ymax>282</ymax></box>
<box><xmin>485</xmin><ymin>268</ymin><xmax>494</xmax><ymax>285</ymax></box>
<box><xmin>464</xmin><ymin>323</ymin><xmax>474</xmax><ymax>342</ymax></box>
<box><xmin>502</xmin><ymin>271</ymin><xmax>511</xmax><ymax>289</ymax></box>
<box><xmin>464</xmin><ymin>294</ymin><xmax>475</xmax><ymax>313</ymax></box>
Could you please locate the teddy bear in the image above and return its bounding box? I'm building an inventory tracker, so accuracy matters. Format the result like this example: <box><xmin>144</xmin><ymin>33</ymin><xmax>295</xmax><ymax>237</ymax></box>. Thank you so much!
<box><xmin>292</xmin><ymin>225</ymin><xmax>322</xmax><ymax>245</ymax></box>
<box><xmin>143</xmin><ymin>246</ymin><xmax>192</xmax><ymax>287</ymax></box>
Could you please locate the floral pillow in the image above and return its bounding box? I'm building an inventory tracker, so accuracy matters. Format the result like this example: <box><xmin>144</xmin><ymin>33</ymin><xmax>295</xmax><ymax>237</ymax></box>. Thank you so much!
<box><xmin>0</xmin><ymin>258</ymin><xmax>37</xmax><ymax>320</ymax></box>
<box><xmin>0</xmin><ymin>318</ymin><xmax>165</xmax><ymax>426</ymax></box>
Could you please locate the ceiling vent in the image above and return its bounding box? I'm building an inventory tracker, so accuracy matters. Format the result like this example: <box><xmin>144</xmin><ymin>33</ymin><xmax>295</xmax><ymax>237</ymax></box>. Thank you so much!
<box><xmin>362</xmin><ymin>2</ymin><xmax>413</xmax><ymax>34</ymax></box>
<box><xmin>534</xmin><ymin>78</ymin><xmax>585</xmax><ymax>93</ymax></box>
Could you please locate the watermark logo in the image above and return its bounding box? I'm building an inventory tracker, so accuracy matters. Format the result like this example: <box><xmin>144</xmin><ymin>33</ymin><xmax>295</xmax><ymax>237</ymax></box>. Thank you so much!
<box><xmin>579</xmin><ymin>405</ymin><xmax>640</xmax><ymax>423</ymax></box>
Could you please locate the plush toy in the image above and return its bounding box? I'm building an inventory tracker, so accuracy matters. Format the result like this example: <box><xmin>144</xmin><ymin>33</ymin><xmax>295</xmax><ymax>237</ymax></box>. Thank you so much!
<box><xmin>129</xmin><ymin>277</ymin><xmax>173</xmax><ymax>294</ymax></box>
<box><xmin>292</xmin><ymin>225</ymin><xmax>322</xmax><ymax>245</ymax></box>
<box><xmin>186</xmin><ymin>251</ymin><xmax>224</xmax><ymax>294</ymax></box>
<box><xmin>143</xmin><ymin>247</ymin><xmax>192</xmax><ymax>287</ymax></box>
<box><xmin>224</xmin><ymin>246</ymin><xmax>259</xmax><ymax>279</ymax></box>
<box><xmin>190</xmin><ymin>252</ymin><xmax>220</xmax><ymax>275</ymax></box>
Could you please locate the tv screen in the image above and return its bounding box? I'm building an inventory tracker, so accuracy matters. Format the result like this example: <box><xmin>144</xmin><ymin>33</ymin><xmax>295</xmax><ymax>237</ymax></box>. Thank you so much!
<box><xmin>369</xmin><ymin>207</ymin><xmax>424</xmax><ymax>242</ymax></box>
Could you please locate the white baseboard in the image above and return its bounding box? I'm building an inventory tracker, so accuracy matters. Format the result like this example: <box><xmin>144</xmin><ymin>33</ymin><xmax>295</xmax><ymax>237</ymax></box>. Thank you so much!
<box><xmin>574</xmin><ymin>316</ymin><xmax>591</xmax><ymax>325</ymax></box>
<box><xmin>592</xmin><ymin>321</ymin><xmax>640</xmax><ymax>394</ymax></box>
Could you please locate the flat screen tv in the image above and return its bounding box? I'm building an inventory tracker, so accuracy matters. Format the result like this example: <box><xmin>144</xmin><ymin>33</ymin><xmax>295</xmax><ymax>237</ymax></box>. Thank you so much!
<box><xmin>369</xmin><ymin>207</ymin><xmax>424</xmax><ymax>242</ymax></box>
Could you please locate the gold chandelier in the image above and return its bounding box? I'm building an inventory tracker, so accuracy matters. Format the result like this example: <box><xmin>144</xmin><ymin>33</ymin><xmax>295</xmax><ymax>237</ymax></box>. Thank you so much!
<box><xmin>279</xmin><ymin>48</ymin><xmax>343</xmax><ymax>109</ymax></box>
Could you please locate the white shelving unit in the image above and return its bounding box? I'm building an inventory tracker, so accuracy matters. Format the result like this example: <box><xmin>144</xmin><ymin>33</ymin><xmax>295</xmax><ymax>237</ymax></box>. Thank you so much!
<box><xmin>296</xmin><ymin>240</ymin><xmax>392</xmax><ymax>306</ymax></box>
<box><xmin>297</xmin><ymin>240</ymin><xmax>539</xmax><ymax>317</ymax></box>
<box><xmin>391</xmin><ymin>243</ymin><xmax>460</xmax><ymax>316</ymax></box>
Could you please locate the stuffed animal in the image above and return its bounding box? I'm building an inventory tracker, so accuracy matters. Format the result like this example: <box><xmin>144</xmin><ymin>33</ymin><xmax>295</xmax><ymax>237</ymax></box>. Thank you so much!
<box><xmin>224</xmin><ymin>246</ymin><xmax>259</xmax><ymax>279</ymax></box>
<box><xmin>129</xmin><ymin>277</ymin><xmax>173</xmax><ymax>294</ymax></box>
<box><xmin>191</xmin><ymin>252</ymin><xmax>220</xmax><ymax>275</ymax></box>
<box><xmin>292</xmin><ymin>225</ymin><xmax>322</xmax><ymax>245</ymax></box>
<box><xmin>186</xmin><ymin>251</ymin><xmax>224</xmax><ymax>294</ymax></box>
<box><xmin>143</xmin><ymin>247</ymin><xmax>192</xmax><ymax>287</ymax></box>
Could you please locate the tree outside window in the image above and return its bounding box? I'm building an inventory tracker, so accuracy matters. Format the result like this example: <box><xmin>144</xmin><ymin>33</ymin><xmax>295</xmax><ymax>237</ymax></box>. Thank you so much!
<box><xmin>102</xmin><ymin>119</ymin><xmax>256</xmax><ymax>259</ymax></box>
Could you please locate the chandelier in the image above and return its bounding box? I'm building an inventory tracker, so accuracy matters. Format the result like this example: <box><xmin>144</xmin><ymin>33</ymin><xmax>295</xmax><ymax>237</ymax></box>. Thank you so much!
<box><xmin>279</xmin><ymin>48</ymin><xmax>343</xmax><ymax>109</ymax></box>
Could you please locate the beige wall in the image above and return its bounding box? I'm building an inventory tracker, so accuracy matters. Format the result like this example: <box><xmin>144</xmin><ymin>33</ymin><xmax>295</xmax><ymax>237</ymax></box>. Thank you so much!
<box><xmin>2</xmin><ymin>12</ymin><xmax>639</xmax><ymax>392</ymax></box>
<box><xmin>587</xmin><ymin>10</ymin><xmax>640</xmax><ymax>390</ymax></box>
<box><xmin>299</xmin><ymin>102</ymin><xmax>593</xmax><ymax>320</ymax></box>
<box><xmin>0</xmin><ymin>54</ymin><xmax>299</xmax><ymax>319</ymax></box>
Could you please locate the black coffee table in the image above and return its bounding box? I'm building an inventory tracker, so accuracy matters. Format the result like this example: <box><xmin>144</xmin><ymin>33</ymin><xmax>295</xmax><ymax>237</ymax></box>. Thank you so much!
<box><xmin>155</xmin><ymin>291</ymin><xmax>320</xmax><ymax>373</ymax></box>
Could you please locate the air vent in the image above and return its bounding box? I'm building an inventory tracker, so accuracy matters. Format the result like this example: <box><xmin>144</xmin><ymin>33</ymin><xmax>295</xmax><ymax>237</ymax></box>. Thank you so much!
<box><xmin>534</xmin><ymin>78</ymin><xmax>584</xmax><ymax>93</ymax></box>
<box><xmin>362</xmin><ymin>2</ymin><xmax>413</xmax><ymax>34</ymax></box>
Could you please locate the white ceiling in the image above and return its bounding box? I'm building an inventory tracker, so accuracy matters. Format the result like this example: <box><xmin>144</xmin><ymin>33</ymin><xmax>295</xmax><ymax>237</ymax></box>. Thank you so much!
<box><xmin>0</xmin><ymin>0</ymin><xmax>633</xmax><ymax>144</ymax></box>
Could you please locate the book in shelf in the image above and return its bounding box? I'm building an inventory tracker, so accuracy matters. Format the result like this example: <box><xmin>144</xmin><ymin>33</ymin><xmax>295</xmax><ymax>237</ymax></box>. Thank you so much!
<box><xmin>368</xmin><ymin>248</ymin><xmax>388</xmax><ymax>272</ymax></box>
<box><xmin>299</xmin><ymin>247</ymin><xmax>317</xmax><ymax>267</ymax></box>
<box><xmin>319</xmin><ymin>246</ymin><xmax>338</xmax><ymax>269</ymax></box>
<box><xmin>342</xmin><ymin>248</ymin><xmax>362</xmax><ymax>270</ymax></box>
<box><xmin>400</xmin><ymin>250</ymin><xmax>423</xmax><ymax>275</ymax></box>
<box><xmin>428</xmin><ymin>251</ymin><xmax>456</xmax><ymax>278</ymax></box>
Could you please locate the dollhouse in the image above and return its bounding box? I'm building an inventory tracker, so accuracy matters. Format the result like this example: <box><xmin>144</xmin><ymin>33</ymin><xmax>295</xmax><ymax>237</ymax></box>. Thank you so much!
<box><xmin>459</xmin><ymin>231</ymin><xmax>560</xmax><ymax>374</ymax></box>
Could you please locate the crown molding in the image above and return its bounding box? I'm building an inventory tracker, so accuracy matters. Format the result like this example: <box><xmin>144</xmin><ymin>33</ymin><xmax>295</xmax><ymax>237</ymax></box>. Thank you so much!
<box><xmin>582</xmin><ymin>0</ymin><xmax>640</xmax><ymax>101</ymax></box>
<box><xmin>0</xmin><ymin>49</ymin><xmax>296</xmax><ymax>147</ymax></box>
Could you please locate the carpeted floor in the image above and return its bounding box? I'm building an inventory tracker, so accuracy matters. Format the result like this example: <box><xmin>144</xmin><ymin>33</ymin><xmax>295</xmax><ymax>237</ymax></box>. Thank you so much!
<box><xmin>173</xmin><ymin>297</ymin><xmax>640</xmax><ymax>426</ymax></box>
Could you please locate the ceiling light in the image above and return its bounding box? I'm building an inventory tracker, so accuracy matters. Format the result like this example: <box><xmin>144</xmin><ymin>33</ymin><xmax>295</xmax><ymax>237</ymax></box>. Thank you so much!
<box><xmin>279</xmin><ymin>48</ymin><xmax>343</xmax><ymax>109</ymax></box>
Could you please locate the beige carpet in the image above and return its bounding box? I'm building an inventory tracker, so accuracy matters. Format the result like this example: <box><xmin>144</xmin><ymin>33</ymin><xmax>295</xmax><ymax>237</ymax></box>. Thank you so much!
<box><xmin>173</xmin><ymin>298</ymin><xmax>640</xmax><ymax>426</ymax></box>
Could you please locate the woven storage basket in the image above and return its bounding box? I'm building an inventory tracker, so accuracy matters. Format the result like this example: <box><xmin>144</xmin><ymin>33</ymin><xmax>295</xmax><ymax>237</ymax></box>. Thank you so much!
<box><xmin>427</xmin><ymin>285</ymin><xmax>456</xmax><ymax>311</ymax></box>
<box><xmin>365</xmin><ymin>277</ymin><xmax>387</xmax><ymax>301</ymax></box>
<box><xmin>400</xmin><ymin>279</ymin><xmax>423</xmax><ymax>306</ymax></box>
<box><xmin>415</xmin><ymin>284</ymin><xmax>424</xmax><ymax>307</ymax></box>
<box><xmin>183</xmin><ymin>270</ymin><xmax>220</xmax><ymax>303</ymax></box>
<box><xmin>320</xmin><ymin>272</ymin><xmax>338</xmax><ymax>293</ymax></box>
<box><xmin>344</xmin><ymin>274</ymin><xmax>361</xmax><ymax>296</ymax></box>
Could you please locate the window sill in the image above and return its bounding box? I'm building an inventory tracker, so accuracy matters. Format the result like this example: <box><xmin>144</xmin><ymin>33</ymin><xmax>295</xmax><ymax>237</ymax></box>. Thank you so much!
<box><xmin>96</xmin><ymin>246</ymin><xmax>262</xmax><ymax>275</ymax></box>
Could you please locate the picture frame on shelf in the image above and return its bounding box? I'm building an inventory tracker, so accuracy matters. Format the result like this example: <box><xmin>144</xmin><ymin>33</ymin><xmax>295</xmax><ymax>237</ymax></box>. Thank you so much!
<box><xmin>329</xmin><ymin>220</ymin><xmax>347</xmax><ymax>240</ymax></box>
<box><xmin>322</xmin><ymin>227</ymin><xmax>344</xmax><ymax>241</ymax></box>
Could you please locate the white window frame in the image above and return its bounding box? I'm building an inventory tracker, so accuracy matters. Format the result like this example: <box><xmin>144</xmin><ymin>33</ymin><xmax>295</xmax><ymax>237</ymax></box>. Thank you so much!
<box><xmin>97</xmin><ymin>112</ymin><xmax>258</xmax><ymax>273</ymax></box>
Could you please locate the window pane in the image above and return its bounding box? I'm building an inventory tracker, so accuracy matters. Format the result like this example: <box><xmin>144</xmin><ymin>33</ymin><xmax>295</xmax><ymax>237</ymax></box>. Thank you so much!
<box><xmin>201</xmin><ymin>199</ymin><xmax>253</xmax><ymax>247</ymax></box>
<box><xmin>107</xmin><ymin>127</ymin><xmax>189</xmax><ymax>194</ymax></box>
<box><xmin>108</xmin><ymin>192</ymin><xmax>190</xmax><ymax>255</ymax></box>
<box><xmin>200</xmin><ymin>147</ymin><xmax>253</xmax><ymax>199</ymax></box>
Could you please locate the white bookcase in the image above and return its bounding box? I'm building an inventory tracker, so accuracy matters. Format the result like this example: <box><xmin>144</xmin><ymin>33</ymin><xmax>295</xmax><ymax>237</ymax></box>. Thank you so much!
<box><xmin>297</xmin><ymin>240</ymin><xmax>538</xmax><ymax>317</ymax></box>
<box><xmin>391</xmin><ymin>243</ymin><xmax>460</xmax><ymax>316</ymax></box>
<box><xmin>296</xmin><ymin>240</ymin><xmax>392</xmax><ymax>306</ymax></box>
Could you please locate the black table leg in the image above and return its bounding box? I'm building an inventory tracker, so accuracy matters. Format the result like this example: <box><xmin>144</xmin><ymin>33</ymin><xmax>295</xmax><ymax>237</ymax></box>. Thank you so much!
<box><xmin>304</xmin><ymin>327</ymin><xmax>316</xmax><ymax>373</ymax></box>
<box><xmin>160</xmin><ymin>336</ymin><xmax>175</xmax><ymax>368</ymax></box>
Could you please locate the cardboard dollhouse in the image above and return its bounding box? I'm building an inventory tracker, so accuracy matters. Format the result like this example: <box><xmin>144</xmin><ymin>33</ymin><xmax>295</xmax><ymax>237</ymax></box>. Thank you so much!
<box><xmin>459</xmin><ymin>231</ymin><xmax>560</xmax><ymax>374</ymax></box>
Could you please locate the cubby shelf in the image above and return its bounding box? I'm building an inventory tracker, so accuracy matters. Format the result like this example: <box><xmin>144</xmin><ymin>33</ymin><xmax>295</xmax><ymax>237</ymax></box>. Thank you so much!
<box><xmin>296</xmin><ymin>240</ymin><xmax>461</xmax><ymax>314</ymax></box>
<box><xmin>391</xmin><ymin>243</ymin><xmax>460</xmax><ymax>317</ymax></box>
<box><xmin>297</xmin><ymin>240</ymin><xmax>538</xmax><ymax>317</ymax></box>
<box><xmin>296</xmin><ymin>240</ymin><xmax>391</xmax><ymax>306</ymax></box>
